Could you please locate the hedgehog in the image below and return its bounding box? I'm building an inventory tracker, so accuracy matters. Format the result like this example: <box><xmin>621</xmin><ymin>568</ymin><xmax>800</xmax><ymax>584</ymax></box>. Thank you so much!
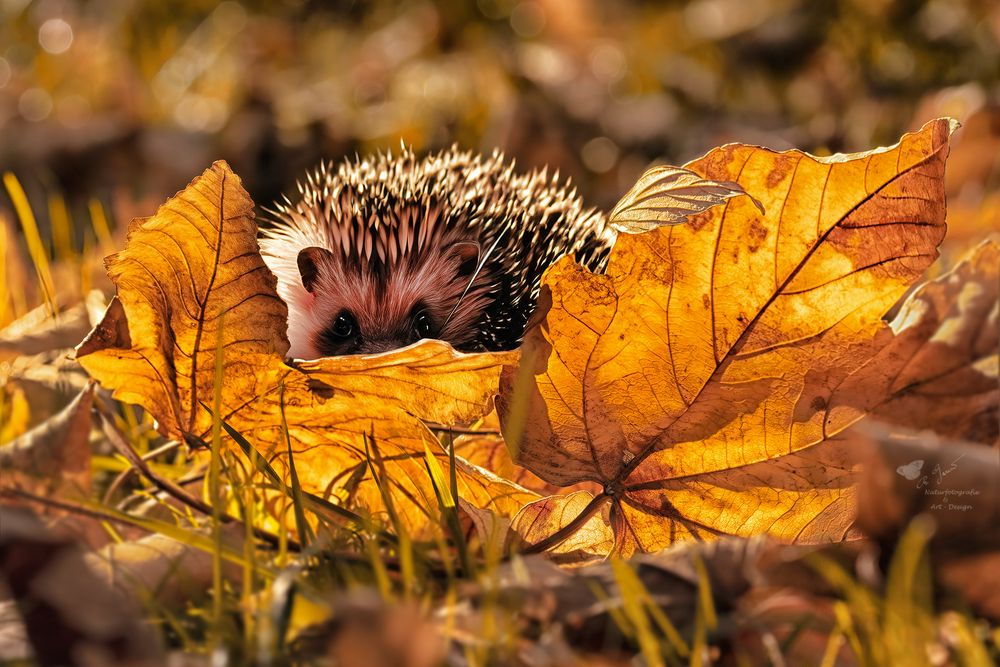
<box><xmin>259</xmin><ymin>146</ymin><xmax>615</xmax><ymax>358</ymax></box>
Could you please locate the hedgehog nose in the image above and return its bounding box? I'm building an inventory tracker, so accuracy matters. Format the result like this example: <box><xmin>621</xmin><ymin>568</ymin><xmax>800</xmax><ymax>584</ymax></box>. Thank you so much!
<box><xmin>359</xmin><ymin>339</ymin><xmax>406</xmax><ymax>355</ymax></box>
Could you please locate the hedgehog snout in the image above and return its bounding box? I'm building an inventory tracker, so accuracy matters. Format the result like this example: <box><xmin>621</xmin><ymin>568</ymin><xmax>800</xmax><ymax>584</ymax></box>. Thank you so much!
<box><xmin>358</xmin><ymin>338</ymin><xmax>409</xmax><ymax>355</ymax></box>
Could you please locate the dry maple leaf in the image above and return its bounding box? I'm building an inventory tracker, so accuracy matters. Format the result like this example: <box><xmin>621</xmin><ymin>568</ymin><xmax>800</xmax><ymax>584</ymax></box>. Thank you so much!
<box><xmin>75</xmin><ymin>162</ymin><xmax>535</xmax><ymax>535</ymax></box>
<box><xmin>844</xmin><ymin>240</ymin><xmax>998</xmax><ymax>445</ymax></box>
<box><xmin>75</xmin><ymin>162</ymin><xmax>289</xmax><ymax>438</ymax></box>
<box><xmin>498</xmin><ymin>118</ymin><xmax>957</xmax><ymax>556</ymax></box>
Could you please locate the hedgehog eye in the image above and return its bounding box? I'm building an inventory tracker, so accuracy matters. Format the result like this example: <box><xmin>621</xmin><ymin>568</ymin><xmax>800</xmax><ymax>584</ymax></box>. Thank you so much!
<box><xmin>412</xmin><ymin>311</ymin><xmax>434</xmax><ymax>340</ymax></box>
<box><xmin>330</xmin><ymin>311</ymin><xmax>356</xmax><ymax>339</ymax></box>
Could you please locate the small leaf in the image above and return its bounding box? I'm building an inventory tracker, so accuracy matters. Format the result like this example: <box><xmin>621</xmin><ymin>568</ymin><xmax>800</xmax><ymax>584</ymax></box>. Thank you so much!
<box><xmin>608</xmin><ymin>165</ymin><xmax>754</xmax><ymax>234</ymax></box>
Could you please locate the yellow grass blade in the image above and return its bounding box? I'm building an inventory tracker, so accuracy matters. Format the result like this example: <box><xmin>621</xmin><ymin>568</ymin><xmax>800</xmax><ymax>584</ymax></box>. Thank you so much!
<box><xmin>48</xmin><ymin>193</ymin><xmax>74</xmax><ymax>261</ymax></box>
<box><xmin>89</xmin><ymin>197</ymin><xmax>114</xmax><ymax>251</ymax></box>
<box><xmin>0</xmin><ymin>220</ymin><xmax>8</xmax><ymax>326</ymax></box>
<box><xmin>3</xmin><ymin>172</ymin><xmax>55</xmax><ymax>316</ymax></box>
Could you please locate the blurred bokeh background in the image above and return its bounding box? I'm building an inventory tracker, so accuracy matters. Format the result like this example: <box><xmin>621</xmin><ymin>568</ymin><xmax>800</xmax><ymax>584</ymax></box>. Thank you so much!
<box><xmin>1</xmin><ymin>0</ymin><xmax>998</xmax><ymax>306</ymax></box>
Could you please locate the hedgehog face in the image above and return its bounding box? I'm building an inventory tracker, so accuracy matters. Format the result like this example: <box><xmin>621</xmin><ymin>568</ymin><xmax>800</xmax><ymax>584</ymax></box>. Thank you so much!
<box><xmin>280</xmin><ymin>241</ymin><xmax>489</xmax><ymax>358</ymax></box>
<box><xmin>259</xmin><ymin>146</ymin><xmax>613</xmax><ymax>357</ymax></box>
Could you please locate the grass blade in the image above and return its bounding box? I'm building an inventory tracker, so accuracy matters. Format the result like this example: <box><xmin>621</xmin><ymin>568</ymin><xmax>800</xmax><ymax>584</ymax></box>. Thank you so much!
<box><xmin>365</xmin><ymin>432</ymin><xmax>415</xmax><ymax>597</ymax></box>
<box><xmin>3</xmin><ymin>172</ymin><xmax>55</xmax><ymax>316</ymax></box>
<box><xmin>279</xmin><ymin>381</ymin><xmax>315</xmax><ymax>548</ymax></box>
<box><xmin>423</xmin><ymin>439</ymin><xmax>471</xmax><ymax>577</ymax></box>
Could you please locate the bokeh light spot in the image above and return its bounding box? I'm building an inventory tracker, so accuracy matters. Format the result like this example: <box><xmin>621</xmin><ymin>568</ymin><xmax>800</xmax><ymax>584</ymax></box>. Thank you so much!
<box><xmin>38</xmin><ymin>18</ymin><xmax>74</xmax><ymax>54</ymax></box>
<box><xmin>510</xmin><ymin>2</ymin><xmax>545</xmax><ymax>38</ymax></box>
<box><xmin>18</xmin><ymin>87</ymin><xmax>53</xmax><ymax>121</ymax></box>
<box><xmin>581</xmin><ymin>137</ymin><xmax>619</xmax><ymax>173</ymax></box>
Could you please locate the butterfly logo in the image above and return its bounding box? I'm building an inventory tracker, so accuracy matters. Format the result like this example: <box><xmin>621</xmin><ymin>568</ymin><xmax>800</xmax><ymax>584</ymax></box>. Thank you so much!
<box><xmin>896</xmin><ymin>459</ymin><xmax>924</xmax><ymax>481</ymax></box>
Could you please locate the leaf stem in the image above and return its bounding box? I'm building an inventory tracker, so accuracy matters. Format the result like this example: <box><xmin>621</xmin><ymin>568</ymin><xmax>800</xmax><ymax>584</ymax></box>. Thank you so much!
<box><xmin>423</xmin><ymin>422</ymin><xmax>501</xmax><ymax>436</ymax></box>
<box><xmin>522</xmin><ymin>493</ymin><xmax>611</xmax><ymax>554</ymax></box>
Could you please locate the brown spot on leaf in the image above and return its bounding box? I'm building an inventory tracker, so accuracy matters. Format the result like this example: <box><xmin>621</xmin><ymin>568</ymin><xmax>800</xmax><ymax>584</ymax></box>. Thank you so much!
<box><xmin>687</xmin><ymin>210</ymin><xmax>714</xmax><ymax>232</ymax></box>
<box><xmin>747</xmin><ymin>217</ymin><xmax>769</xmax><ymax>253</ymax></box>
<box><xmin>766</xmin><ymin>160</ymin><xmax>793</xmax><ymax>189</ymax></box>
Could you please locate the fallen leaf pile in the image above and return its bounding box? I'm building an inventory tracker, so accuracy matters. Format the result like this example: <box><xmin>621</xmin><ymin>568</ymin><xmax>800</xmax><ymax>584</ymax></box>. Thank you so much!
<box><xmin>63</xmin><ymin>117</ymin><xmax>997</xmax><ymax>553</ymax></box>
<box><xmin>2</xmin><ymin>116</ymin><xmax>999</xmax><ymax>665</ymax></box>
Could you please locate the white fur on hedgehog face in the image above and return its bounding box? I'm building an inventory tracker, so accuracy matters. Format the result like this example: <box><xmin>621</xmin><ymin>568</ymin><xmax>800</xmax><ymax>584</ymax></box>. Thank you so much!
<box><xmin>264</xmin><ymin>241</ymin><xmax>490</xmax><ymax>359</ymax></box>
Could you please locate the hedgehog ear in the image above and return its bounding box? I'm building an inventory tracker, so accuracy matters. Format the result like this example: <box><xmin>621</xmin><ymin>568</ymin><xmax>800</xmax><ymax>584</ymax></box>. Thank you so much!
<box><xmin>297</xmin><ymin>247</ymin><xmax>332</xmax><ymax>293</ymax></box>
<box><xmin>451</xmin><ymin>241</ymin><xmax>480</xmax><ymax>278</ymax></box>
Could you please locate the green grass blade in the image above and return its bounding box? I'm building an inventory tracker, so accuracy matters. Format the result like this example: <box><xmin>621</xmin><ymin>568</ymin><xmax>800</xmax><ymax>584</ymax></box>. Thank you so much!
<box><xmin>198</xmin><ymin>404</ymin><xmax>366</xmax><ymax>530</ymax></box>
<box><xmin>210</xmin><ymin>312</ymin><xmax>226</xmax><ymax>635</ymax></box>
<box><xmin>423</xmin><ymin>439</ymin><xmax>471</xmax><ymax>577</ymax></box>
<box><xmin>279</xmin><ymin>381</ymin><xmax>315</xmax><ymax>548</ymax></box>
<box><xmin>364</xmin><ymin>432</ymin><xmax>415</xmax><ymax>597</ymax></box>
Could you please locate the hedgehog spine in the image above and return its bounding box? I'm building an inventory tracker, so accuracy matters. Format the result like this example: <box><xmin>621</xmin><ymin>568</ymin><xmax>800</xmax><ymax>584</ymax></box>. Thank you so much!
<box><xmin>259</xmin><ymin>145</ymin><xmax>614</xmax><ymax>358</ymax></box>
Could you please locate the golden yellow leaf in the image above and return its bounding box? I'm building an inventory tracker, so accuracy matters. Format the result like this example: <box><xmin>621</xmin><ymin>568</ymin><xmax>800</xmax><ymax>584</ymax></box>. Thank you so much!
<box><xmin>499</xmin><ymin>119</ymin><xmax>955</xmax><ymax>554</ymax></box>
<box><xmin>232</xmin><ymin>365</ymin><xmax>537</xmax><ymax>534</ymax></box>
<box><xmin>75</xmin><ymin>161</ymin><xmax>535</xmax><ymax>535</ymax></box>
<box><xmin>76</xmin><ymin>161</ymin><xmax>289</xmax><ymax>438</ymax></box>
<box><xmin>296</xmin><ymin>343</ymin><xmax>517</xmax><ymax>427</ymax></box>
<box><xmin>615</xmin><ymin>437</ymin><xmax>862</xmax><ymax>553</ymax></box>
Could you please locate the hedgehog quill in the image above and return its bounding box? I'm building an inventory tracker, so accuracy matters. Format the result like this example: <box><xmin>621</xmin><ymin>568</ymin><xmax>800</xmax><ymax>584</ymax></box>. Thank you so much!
<box><xmin>260</xmin><ymin>146</ymin><xmax>614</xmax><ymax>358</ymax></box>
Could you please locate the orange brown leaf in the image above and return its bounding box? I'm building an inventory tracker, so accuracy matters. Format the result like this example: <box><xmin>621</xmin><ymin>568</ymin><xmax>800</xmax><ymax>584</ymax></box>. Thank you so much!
<box><xmin>843</xmin><ymin>240</ymin><xmax>998</xmax><ymax>445</ymax></box>
<box><xmin>500</xmin><ymin>119</ymin><xmax>955</xmax><ymax>555</ymax></box>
